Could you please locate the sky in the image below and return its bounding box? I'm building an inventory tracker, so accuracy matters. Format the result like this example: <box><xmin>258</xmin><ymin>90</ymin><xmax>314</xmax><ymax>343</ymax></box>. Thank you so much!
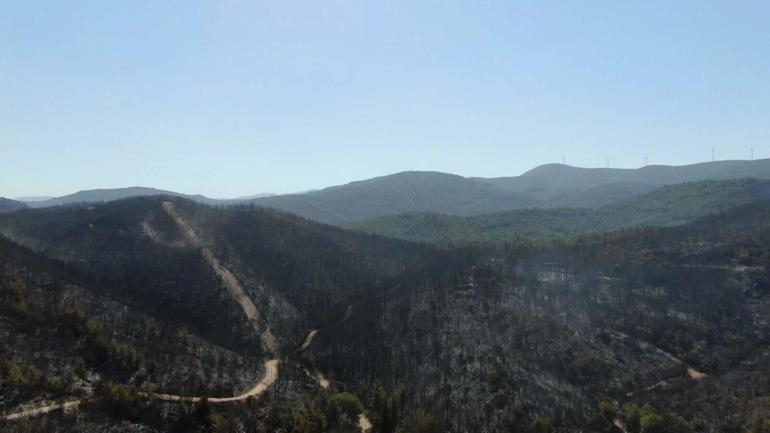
<box><xmin>2</xmin><ymin>1</ymin><xmax>769</xmax><ymax>198</ymax></box>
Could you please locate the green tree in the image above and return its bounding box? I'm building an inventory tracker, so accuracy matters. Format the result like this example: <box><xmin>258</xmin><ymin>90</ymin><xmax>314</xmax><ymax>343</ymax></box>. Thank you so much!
<box><xmin>622</xmin><ymin>403</ymin><xmax>641</xmax><ymax>433</ymax></box>
<box><xmin>414</xmin><ymin>409</ymin><xmax>442</xmax><ymax>433</ymax></box>
<box><xmin>640</xmin><ymin>413</ymin><xmax>665</xmax><ymax>433</ymax></box>
<box><xmin>599</xmin><ymin>399</ymin><xmax>618</xmax><ymax>422</ymax></box>
<box><xmin>326</xmin><ymin>392</ymin><xmax>364</xmax><ymax>427</ymax></box>
<box><xmin>746</xmin><ymin>416</ymin><xmax>770</xmax><ymax>433</ymax></box>
<box><xmin>530</xmin><ymin>416</ymin><xmax>555</xmax><ymax>433</ymax></box>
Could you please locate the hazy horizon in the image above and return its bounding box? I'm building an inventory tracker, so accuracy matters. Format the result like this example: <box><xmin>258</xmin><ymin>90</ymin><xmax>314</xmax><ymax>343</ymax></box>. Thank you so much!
<box><xmin>3</xmin><ymin>1</ymin><xmax>769</xmax><ymax>197</ymax></box>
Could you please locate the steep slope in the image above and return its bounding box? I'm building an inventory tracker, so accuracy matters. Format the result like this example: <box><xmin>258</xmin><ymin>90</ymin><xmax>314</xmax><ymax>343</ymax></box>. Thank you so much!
<box><xmin>0</xmin><ymin>198</ymin><xmax>269</xmax><ymax>355</ymax></box>
<box><xmin>161</xmin><ymin>201</ymin><xmax>278</xmax><ymax>355</ymax></box>
<box><xmin>26</xmin><ymin>187</ymin><xmax>220</xmax><ymax>208</ymax></box>
<box><xmin>313</xmin><ymin>203</ymin><xmax>770</xmax><ymax>433</ymax></box>
<box><xmin>350</xmin><ymin>178</ymin><xmax>770</xmax><ymax>243</ymax></box>
<box><xmin>250</xmin><ymin>171</ymin><xmax>537</xmax><ymax>224</ymax></box>
<box><xmin>0</xmin><ymin>196</ymin><xmax>449</xmax><ymax>347</ymax></box>
<box><xmin>0</xmin><ymin>198</ymin><xmax>27</xmax><ymax>213</ymax></box>
<box><xmin>0</xmin><ymin>197</ymin><xmax>462</xmax><ymax>432</ymax></box>
<box><xmin>0</xmin><ymin>234</ymin><xmax>268</xmax><ymax>414</ymax></box>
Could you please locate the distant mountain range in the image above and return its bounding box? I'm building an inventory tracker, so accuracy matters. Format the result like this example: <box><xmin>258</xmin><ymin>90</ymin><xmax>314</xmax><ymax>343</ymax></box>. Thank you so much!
<box><xmin>5</xmin><ymin>158</ymin><xmax>770</xmax><ymax>223</ymax></box>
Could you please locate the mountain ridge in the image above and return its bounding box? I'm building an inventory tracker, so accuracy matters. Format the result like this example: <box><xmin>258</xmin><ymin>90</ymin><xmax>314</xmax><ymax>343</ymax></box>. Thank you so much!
<box><xmin>11</xmin><ymin>159</ymin><xmax>770</xmax><ymax>224</ymax></box>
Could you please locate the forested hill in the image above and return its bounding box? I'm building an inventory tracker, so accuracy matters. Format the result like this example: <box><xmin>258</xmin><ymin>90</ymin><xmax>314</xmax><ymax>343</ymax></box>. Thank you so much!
<box><xmin>23</xmin><ymin>187</ymin><xmax>221</xmax><ymax>208</ymax></box>
<box><xmin>0</xmin><ymin>196</ymin><xmax>468</xmax><ymax>333</ymax></box>
<box><xmin>348</xmin><ymin>178</ymin><xmax>770</xmax><ymax>244</ymax></box>
<box><xmin>249</xmin><ymin>171</ymin><xmax>537</xmax><ymax>224</ymax></box>
<box><xmin>0</xmin><ymin>198</ymin><xmax>27</xmax><ymax>213</ymax></box>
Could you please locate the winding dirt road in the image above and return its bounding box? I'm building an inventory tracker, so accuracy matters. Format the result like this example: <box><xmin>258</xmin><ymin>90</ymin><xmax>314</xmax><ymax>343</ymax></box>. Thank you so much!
<box><xmin>3</xmin><ymin>360</ymin><xmax>280</xmax><ymax>421</ymax></box>
<box><xmin>153</xmin><ymin>359</ymin><xmax>279</xmax><ymax>403</ymax></box>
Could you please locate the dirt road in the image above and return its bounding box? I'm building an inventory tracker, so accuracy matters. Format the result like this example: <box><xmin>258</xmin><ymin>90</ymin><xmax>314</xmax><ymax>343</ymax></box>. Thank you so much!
<box><xmin>613</xmin><ymin>419</ymin><xmax>628</xmax><ymax>433</ymax></box>
<box><xmin>298</xmin><ymin>328</ymin><xmax>370</xmax><ymax>432</ymax></box>
<box><xmin>3</xmin><ymin>360</ymin><xmax>280</xmax><ymax>421</ymax></box>
<box><xmin>153</xmin><ymin>359</ymin><xmax>279</xmax><ymax>403</ymax></box>
<box><xmin>3</xmin><ymin>399</ymin><xmax>82</xmax><ymax>421</ymax></box>
<box><xmin>358</xmin><ymin>413</ymin><xmax>373</xmax><ymax>432</ymax></box>
<box><xmin>687</xmin><ymin>367</ymin><xmax>706</xmax><ymax>380</ymax></box>
<box><xmin>162</xmin><ymin>202</ymin><xmax>278</xmax><ymax>354</ymax></box>
<box><xmin>298</xmin><ymin>329</ymin><xmax>318</xmax><ymax>351</ymax></box>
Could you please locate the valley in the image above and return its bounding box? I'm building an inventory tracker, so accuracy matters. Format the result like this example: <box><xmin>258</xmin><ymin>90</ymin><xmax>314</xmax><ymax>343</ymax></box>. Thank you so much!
<box><xmin>0</xmin><ymin>187</ymin><xmax>768</xmax><ymax>432</ymax></box>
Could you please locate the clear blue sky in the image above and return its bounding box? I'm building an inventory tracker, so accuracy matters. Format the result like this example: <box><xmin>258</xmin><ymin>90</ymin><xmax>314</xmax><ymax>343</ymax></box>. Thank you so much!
<box><xmin>2</xmin><ymin>1</ymin><xmax>769</xmax><ymax>198</ymax></box>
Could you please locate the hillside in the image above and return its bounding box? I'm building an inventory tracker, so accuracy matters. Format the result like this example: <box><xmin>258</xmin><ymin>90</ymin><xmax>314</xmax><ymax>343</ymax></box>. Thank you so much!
<box><xmin>0</xmin><ymin>198</ymin><xmax>27</xmax><ymax>213</ymax></box>
<box><xmin>0</xmin><ymin>234</ymin><xmax>266</xmax><ymax>410</ymax></box>
<box><xmin>251</xmin><ymin>171</ymin><xmax>537</xmax><ymax>224</ymax></box>
<box><xmin>349</xmin><ymin>178</ymin><xmax>770</xmax><ymax>243</ymax></box>
<box><xmin>0</xmin><ymin>196</ymin><xmax>768</xmax><ymax>432</ymax></box>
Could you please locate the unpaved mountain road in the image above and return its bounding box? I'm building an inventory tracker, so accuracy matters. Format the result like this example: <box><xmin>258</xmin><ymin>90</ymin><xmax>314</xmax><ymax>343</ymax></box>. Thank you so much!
<box><xmin>2</xmin><ymin>361</ymin><xmax>280</xmax><ymax>421</ymax></box>
<box><xmin>298</xmin><ymin>329</ymin><xmax>318</xmax><ymax>352</ymax></box>
<box><xmin>298</xmin><ymin>328</ymin><xmax>371</xmax><ymax>432</ymax></box>
<box><xmin>153</xmin><ymin>359</ymin><xmax>279</xmax><ymax>403</ymax></box>
<box><xmin>614</xmin><ymin>419</ymin><xmax>628</xmax><ymax>433</ymax></box>
<box><xmin>162</xmin><ymin>201</ymin><xmax>278</xmax><ymax>355</ymax></box>
<box><xmin>358</xmin><ymin>413</ymin><xmax>373</xmax><ymax>432</ymax></box>
<box><xmin>687</xmin><ymin>367</ymin><xmax>706</xmax><ymax>380</ymax></box>
<box><xmin>3</xmin><ymin>399</ymin><xmax>82</xmax><ymax>421</ymax></box>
